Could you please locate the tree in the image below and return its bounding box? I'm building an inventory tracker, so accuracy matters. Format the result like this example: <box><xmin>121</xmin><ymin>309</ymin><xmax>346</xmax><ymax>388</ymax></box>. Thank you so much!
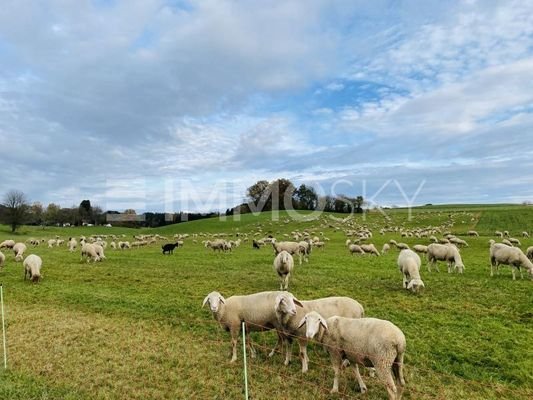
<box><xmin>28</xmin><ymin>202</ymin><xmax>44</xmax><ymax>225</ymax></box>
<box><xmin>269</xmin><ymin>178</ymin><xmax>295</xmax><ymax>210</ymax></box>
<box><xmin>2</xmin><ymin>190</ymin><xmax>29</xmax><ymax>232</ymax></box>
<box><xmin>294</xmin><ymin>184</ymin><xmax>318</xmax><ymax>210</ymax></box>
<box><xmin>44</xmin><ymin>203</ymin><xmax>61</xmax><ymax>225</ymax></box>
<box><xmin>79</xmin><ymin>200</ymin><xmax>92</xmax><ymax>223</ymax></box>
<box><xmin>247</xmin><ymin>180</ymin><xmax>271</xmax><ymax>211</ymax></box>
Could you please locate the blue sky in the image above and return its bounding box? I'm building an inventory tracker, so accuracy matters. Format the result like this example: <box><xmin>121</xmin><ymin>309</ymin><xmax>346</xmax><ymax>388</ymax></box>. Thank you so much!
<box><xmin>0</xmin><ymin>0</ymin><xmax>532</xmax><ymax>212</ymax></box>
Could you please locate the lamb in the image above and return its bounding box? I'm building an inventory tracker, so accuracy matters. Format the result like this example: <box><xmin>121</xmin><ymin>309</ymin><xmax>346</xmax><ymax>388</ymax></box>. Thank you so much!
<box><xmin>13</xmin><ymin>243</ymin><xmax>27</xmax><ymax>262</ymax></box>
<box><xmin>68</xmin><ymin>237</ymin><xmax>77</xmax><ymax>252</ymax></box>
<box><xmin>467</xmin><ymin>230</ymin><xmax>479</xmax><ymax>237</ymax></box>
<box><xmin>397</xmin><ymin>249</ymin><xmax>424</xmax><ymax>293</ymax></box>
<box><xmin>162</xmin><ymin>242</ymin><xmax>180</xmax><ymax>254</ymax></box>
<box><xmin>0</xmin><ymin>250</ymin><xmax>5</xmax><ymax>269</ymax></box>
<box><xmin>273</xmin><ymin>251</ymin><xmax>294</xmax><ymax>290</ymax></box>
<box><xmin>348</xmin><ymin>244</ymin><xmax>365</xmax><ymax>255</ymax></box>
<box><xmin>298</xmin><ymin>311</ymin><xmax>406</xmax><ymax>399</ymax></box>
<box><xmin>0</xmin><ymin>240</ymin><xmax>15</xmax><ymax>249</ymax></box>
<box><xmin>412</xmin><ymin>244</ymin><xmax>428</xmax><ymax>254</ymax></box>
<box><xmin>382</xmin><ymin>243</ymin><xmax>391</xmax><ymax>254</ymax></box>
<box><xmin>202</xmin><ymin>291</ymin><xmax>289</xmax><ymax>362</ymax></box>
<box><xmin>273</xmin><ymin>292</ymin><xmax>365</xmax><ymax>373</ymax></box>
<box><xmin>489</xmin><ymin>242</ymin><xmax>533</xmax><ymax>280</ymax></box>
<box><xmin>426</xmin><ymin>243</ymin><xmax>465</xmax><ymax>273</ymax></box>
<box><xmin>360</xmin><ymin>243</ymin><xmax>380</xmax><ymax>256</ymax></box>
<box><xmin>80</xmin><ymin>243</ymin><xmax>100</xmax><ymax>263</ymax></box>
<box><xmin>23</xmin><ymin>254</ymin><xmax>43</xmax><ymax>283</ymax></box>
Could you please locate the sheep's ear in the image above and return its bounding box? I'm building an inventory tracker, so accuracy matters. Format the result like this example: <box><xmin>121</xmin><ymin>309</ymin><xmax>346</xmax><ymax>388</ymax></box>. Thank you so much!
<box><xmin>297</xmin><ymin>316</ymin><xmax>307</xmax><ymax>329</ymax></box>
<box><xmin>218</xmin><ymin>295</ymin><xmax>225</xmax><ymax>304</ymax></box>
<box><xmin>274</xmin><ymin>295</ymin><xmax>284</xmax><ymax>309</ymax></box>
<box><xmin>202</xmin><ymin>295</ymin><xmax>210</xmax><ymax>308</ymax></box>
<box><xmin>319</xmin><ymin>317</ymin><xmax>328</xmax><ymax>330</ymax></box>
<box><xmin>293</xmin><ymin>298</ymin><xmax>304</xmax><ymax>308</ymax></box>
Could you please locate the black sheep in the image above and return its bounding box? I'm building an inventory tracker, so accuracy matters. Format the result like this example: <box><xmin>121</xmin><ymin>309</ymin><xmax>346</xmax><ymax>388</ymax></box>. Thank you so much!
<box><xmin>162</xmin><ymin>242</ymin><xmax>180</xmax><ymax>254</ymax></box>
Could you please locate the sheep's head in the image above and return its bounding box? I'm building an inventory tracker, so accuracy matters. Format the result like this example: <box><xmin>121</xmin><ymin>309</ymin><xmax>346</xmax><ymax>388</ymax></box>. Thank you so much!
<box><xmin>297</xmin><ymin>311</ymin><xmax>328</xmax><ymax>339</ymax></box>
<box><xmin>202</xmin><ymin>291</ymin><xmax>225</xmax><ymax>313</ymax></box>
<box><xmin>274</xmin><ymin>293</ymin><xmax>302</xmax><ymax>316</ymax></box>
<box><xmin>407</xmin><ymin>279</ymin><xmax>425</xmax><ymax>293</ymax></box>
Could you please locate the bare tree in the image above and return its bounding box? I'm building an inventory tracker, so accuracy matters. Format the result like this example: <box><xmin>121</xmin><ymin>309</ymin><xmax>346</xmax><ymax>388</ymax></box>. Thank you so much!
<box><xmin>2</xmin><ymin>190</ymin><xmax>29</xmax><ymax>232</ymax></box>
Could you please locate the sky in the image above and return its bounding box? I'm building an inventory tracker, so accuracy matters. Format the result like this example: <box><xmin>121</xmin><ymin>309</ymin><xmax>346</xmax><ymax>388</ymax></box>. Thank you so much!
<box><xmin>1</xmin><ymin>0</ymin><xmax>532</xmax><ymax>212</ymax></box>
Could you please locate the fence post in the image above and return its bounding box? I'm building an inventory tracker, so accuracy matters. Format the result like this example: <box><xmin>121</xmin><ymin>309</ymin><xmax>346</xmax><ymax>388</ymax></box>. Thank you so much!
<box><xmin>1</xmin><ymin>284</ymin><xmax>6</xmax><ymax>369</ymax></box>
<box><xmin>242</xmin><ymin>321</ymin><xmax>249</xmax><ymax>400</ymax></box>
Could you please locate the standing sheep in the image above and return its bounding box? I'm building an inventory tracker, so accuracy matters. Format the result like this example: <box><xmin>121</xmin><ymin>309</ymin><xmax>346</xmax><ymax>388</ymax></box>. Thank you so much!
<box><xmin>489</xmin><ymin>243</ymin><xmax>533</xmax><ymax>280</ymax></box>
<box><xmin>273</xmin><ymin>251</ymin><xmax>294</xmax><ymax>290</ymax></box>
<box><xmin>23</xmin><ymin>254</ymin><xmax>43</xmax><ymax>283</ymax></box>
<box><xmin>0</xmin><ymin>240</ymin><xmax>15</xmax><ymax>249</ymax></box>
<box><xmin>81</xmin><ymin>243</ymin><xmax>100</xmax><ymax>263</ymax></box>
<box><xmin>68</xmin><ymin>237</ymin><xmax>77</xmax><ymax>252</ymax></box>
<box><xmin>93</xmin><ymin>244</ymin><xmax>106</xmax><ymax>261</ymax></box>
<box><xmin>298</xmin><ymin>311</ymin><xmax>406</xmax><ymax>399</ymax></box>
<box><xmin>427</xmin><ymin>243</ymin><xmax>465</xmax><ymax>273</ymax></box>
<box><xmin>467</xmin><ymin>230</ymin><xmax>479</xmax><ymax>237</ymax></box>
<box><xmin>361</xmin><ymin>244</ymin><xmax>380</xmax><ymax>256</ymax></box>
<box><xmin>0</xmin><ymin>250</ymin><xmax>5</xmax><ymax>269</ymax></box>
<box><xmin>202</xmin><ymin>291</ymin><xmax>290</xmax><ymax>363</ymax></box>
<box><xmin>348</xmin><ymin>244</ymin><xmax>365</xmax><ymax>255</ymax></box>
<box><xmin>382</xmin><ymin>243</ymin><xmax>391</xmax><ymax>254</ymax></box>
<box><xmin>272</xmin><ymin>240</ymin><xmax>304</xmax><ymax>265</ymax></box>
<box><xmin>397</xmin><ymin>249</ymin><xmax>425</xmax><ymax>293</ymax></box>
<box><xmin>273</xmin><ymin>292</ymin><xmax>364</xmax><ymax>373</ymax></box>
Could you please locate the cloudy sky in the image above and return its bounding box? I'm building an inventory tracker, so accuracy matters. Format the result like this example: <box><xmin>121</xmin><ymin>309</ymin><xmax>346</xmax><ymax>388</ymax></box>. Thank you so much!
<box><xmin>1</xmin><ymin>0</ymin><xmax>532</xmax><ymax>212</ymax></box>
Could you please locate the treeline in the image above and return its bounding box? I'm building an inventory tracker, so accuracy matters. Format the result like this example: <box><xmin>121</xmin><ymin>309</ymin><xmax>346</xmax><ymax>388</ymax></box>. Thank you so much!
<box><xmin>228</xmin><ymin>178</ymin><xmax>364</xmax><ymax>215</ymax></box>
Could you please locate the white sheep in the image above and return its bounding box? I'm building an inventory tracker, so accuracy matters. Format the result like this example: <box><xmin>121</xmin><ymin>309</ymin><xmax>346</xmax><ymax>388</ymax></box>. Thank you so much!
<box><xmin>522</xmin><ymin>231</ymin><xmax>529</xmax><ymax>238</ymax></box>
<box><xmin>47</xmin><ymin>239</ymin><xmax>57</xmax><ymax>248</ymax></box>
<box><xmin>427</xmin><ymin>243</ymin><xmax>465</xmax><ymax>273</ymax></box>
<box><xmin>527</xmin><ymin>246</ymin><xmax>533</xmax><ymax>261</ymax></box>
<box><xmin>395</xmin><ymin>242</ymin><xmax>410</xmax><ymax>250</ymax></box>
<box><xmin>68</xmin><ymin>237</ymin><xmax>77</xmax><ymax>252</ymax></box>
<box><xmin>489</xmin><ymin>242</ymin><xmax>533</xmax><ymax>280</ymax></box>
<box><xmin>382</xmin><ymin>243</ymin><xmax>391</xmax><ymax>254</ymax></box>
<box><xmin>298</xmin><ymin>311</ymin><xmax>406</xmax><ymax>399</ymax></box>
<box><xmin>273</xmin><ymin>292</ymin><xmax>364</xmax><ymax>373</ymax></box>
<box><xmin>13</xmin><ymin>243</ymin><xmax>27</xmax><ymax>262</ymax></box>
<box><xmin>93</xmin><ymin>243</ymin><xmax>106</xmax><ymax>261</ymax></box>
<box><xmin>23</xmin><ymin>254</ymin><xmax>42</xmax><ymax>283</ymax></box>
<box><xmin>202</xmin><ymin>291</ymin><xmax>288</xmax><ymax>363</ymax></box>
<box><xmin>0</xmin><ymin>250</ymin><xmax>5</xmax><ymax>269</ymax></box>
<box><xmin>110</xmin><ymin>241</ymin><xmax>117</xmax><ymax>249</ymax></box>
<box><xmin>508</xmin><ymin>238</ymin><xmax>521</xmax><ymax>246</ymax></box>
<box><xmin>501</xmin><ymin>239</ymin><xmax>513</xmax><ymax>247</ymax></box>
<box><xmin>272</xmin><ymin>240</ymin><xmax>304</xmax><ymax>265</ymax></box>
<box><xmin>398</xmin><ymin>249</ymin><xmax>425</xmax><ymax>293</ymax></box>
<box><xmin>449</xmin><ymin>237</ymin><xmax>468</xmax><ymax>247</ymax></box>
<box><xmin>495</xmin><ymin>231</ymin><xmax>503</xmax><ymax>238</ymax></box>
<box><xmin>412</xmin><ymin>244</ymin><xmax>428</xmax><ymax>254</ymax></box>
<box><xmin>348</xmin><ymin>244</ymin><xmax>365</xmax><ymax>255</ymax></box>
<box><xmin>298</xmin><ymin>241</ymin><xmax>311</xmax><ymax>262</ymax></box>
<box><xmin>467</xmin><ymin>230</ymin><xmax>479</xmax><ymax>237</ymax></box>
<box><xmin>80</xmin><ymin>243</ymin><xmax>100</xmax><ymax>263</ymax></box>
<box><xmin>361</xmin><ymin>243</ymin><xmax>380</xmax><ymax>256</ymax></box>
<box><xmin>0</xmin><ymin>240</ymin><xmax>15</xmax><ymax>249</ymax></box>
<box><xmin>273</xmin><ymin>251</ymin><xmax>294</xmax><ymax>290</ymax></box>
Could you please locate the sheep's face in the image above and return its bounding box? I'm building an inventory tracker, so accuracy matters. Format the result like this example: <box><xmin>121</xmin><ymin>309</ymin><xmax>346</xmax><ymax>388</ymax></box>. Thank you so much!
<box><xmin>203</xmin><ymin>292</ymin><xmax>225</xmax><ymax>313</ymax></box>
<box><xmin>407</xmin><ymin>279</ymin><xmax>425</xmax><ymax>293</ymax></box>
<box><xmin>297</xmin><ymin>312</ymin><xmax>328</xmax><ymax>339</ymax></box>
<box><xmin>275</xmin><ymin>294</ymin><xmax>302</xmax><ymax>316</ymax></box>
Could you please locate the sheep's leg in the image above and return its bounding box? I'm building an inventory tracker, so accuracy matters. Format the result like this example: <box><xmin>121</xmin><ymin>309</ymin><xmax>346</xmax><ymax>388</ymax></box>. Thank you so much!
<box><xmin>298</xmin><ymin>339</ymin><xmax>309</xmax><ymax>373</ymax></box>
<box><xmin>246</xmin><ymin>331</ymin><xmax>256</xmax><ymax>358</ymax></box>
<box><xmin>230</xmin><ymin>329</ymin><xmax>239</xmax><ymax>363</ymax></box>
<box><xmin>393</xmin><ymin>353</ymin><xmax>405</xmax><ymax>400</ymax></box>
<box><xmin>353</xmin><ymin>363</ymin><xmax>368</xmax><ymax>393</ymax></box>
<box><xmin>402</xmin><ymin>274</ymin><xmax>408</xmax><ymax>289</ymax></box>
<box><xmin>330</xmin><ymin>351</ymin><xmax>343</xmax><ymax>394</ymax></box>
<box><xmin>284</xmin><ymin>337</ymin><xmax>292</xmax><ymax>366</ymax></box>
<box><xmin>511</xmin><ymin>267</ymin><xmax>517</xmax><ymax>281</ymax></box>
<box><xmin>268</xmin><ymin>332</ymin><xmax>284</xmax><ymax>357</ymax></box>
<box><xmin>374</xmin><ymin>360</ymin><xmax>397</xmax><ymax>400</ymax></box>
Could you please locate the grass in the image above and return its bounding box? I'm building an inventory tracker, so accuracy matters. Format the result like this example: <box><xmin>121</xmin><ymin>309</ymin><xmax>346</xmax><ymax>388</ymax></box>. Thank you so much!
<box><xmin>0</xmin><ymin>206</ymin><xmax>532</xmax><ymax>399</ymax></box>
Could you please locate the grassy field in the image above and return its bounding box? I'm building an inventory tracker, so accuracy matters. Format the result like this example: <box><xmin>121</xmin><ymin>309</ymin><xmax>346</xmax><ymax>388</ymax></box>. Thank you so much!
<box><xmin>0</xmin><ymin>206</ymin><xmax>532</xmax><ymax>399</ymax></box>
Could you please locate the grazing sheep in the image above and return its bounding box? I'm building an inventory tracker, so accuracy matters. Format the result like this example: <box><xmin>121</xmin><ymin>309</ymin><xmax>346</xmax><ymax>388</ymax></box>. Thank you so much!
<box><xmin>80</xmin><ymin>243</ymin><xmax>100</xmax><ymax>263</ymax></box>
<box><xmin>162</xmin><ymin>242</ymin><xmax>180</xmax><ymax>254</ymax></box>
<box><xmin>397</xmin><ymin>249</ymin><xmax>424</xmax><ymax>293</ymax></box>
<box><xmin>202</xmin><ymin>291</ymin><xmax>288</xmax><ymax>363</ymax></box>
<box><xmin>502</xmin><ymin>239</ymin><xmax>513</xmax><ymax>247</ymax></box>
<box><xmin>504</xmin><ymin>230</ymin><xmax>509</xmax><ymax>237</ymax></box>
<box><xmin>298</xmin><ymin>311</ymin><xmax>406</xmax><ymax>399</ymax></box>
<box><xmin>348</xmin><ymin>244</ymin><xmax>365</xmax><ymax>255</ymax></box>
<box><xmin>490</xmin><ymin>243</ymin><xmax>533</xmax><ymax>280</ymax></box>
<box><xmin>273</xmin><ymin>292</ymin><xmax>364</xmax><ymax>373</ymax></box>
<box><xmin>0</xmin><ymin>251</ymin><xmax>5</xmax><ymax>268</ymax></box>
<box><xmin>13</xmin><ymin>243</ymin><xmax>27</xmax><ymax>262</ymax></box>
<box><xmin>110</xmin><ymin>241</ymin><xmax>117</xmax><ymax>249</ymax></box>
<box><xmin>93</xmin><ymin>244</ymin><xmax>106</xmax><ymax>261</ymax></box>
<box><xmin>68</xmin><ymin>237</ymin><xmax>77</xmax><ymax>252</ymax></box>
<box><xmin>23</xmin><ymin>254</ymin><xmax>42</xmax><ymax>283</ymax></box>
<box><xmin>47</xmin><ymin>239</ymin><xmax>57</xmax><ymax>248</ymax></box>
<box><xmin>508</xmin><ymin>238</ymin><xmax>521</xmax><ymax>246</ymax></box>
<box><xmin>361</xmin><ymin>243</ymin><xmax>380</xmax><ymax>256</ymax></box>
<box><xmin>522</xmin><ymin>231</ymin><xmax>529</xmax><ymax>238</ymax></box>
<box><xmin>495</xmin><ymin>231</ymin><xmax>503</xmax><ymax>238</ymax></box>
<box><xmin>449</xmin><ymin>237</ymin><xmax>468</xmax><ymax>247</ymax></box>
<box><xmin>395</xmin><ymin>242</ymin><xmax>410</xmax><ymax>250</ymax></box>
<box><xmin>273</xmin><ymin>251</ymin><xmax>294</xmax><ymax>290</ymax></box>
<box><xmin>527</xmin><ymin>246</ymin><xmax>533</xmax><ymax>261</ymax></box>
<box><xmin>429</xmin><ymin>235</ymin><xmax>438</xmax><ymax>243</ymax></box>
<box><xmin>467</xmin><ymin>230</ymin><xmax>479</xmax><ymax>237</ymax></box>
<box><xmin>252</xmin><ymin>239</ymin><xmax>261</xmax><ymax>249</ymax></box>
<box><xmin>298</xmin><ymin>241</ymin><xmax>312</xmax><ymax>262</ymax></box>
<box><xmin>412</xmin><ymin>244</ymin><xmax>428</xmax><ymax>254</ymax></box>
<box><xmin>0</xmin><ymin>240</ymin><xmax>15</xmax><ymax>249</ymax></box>
<box><xmin>427</xmin><ymin>243</ymin><xmax>465</xmax><ymax>273</ymax></box>
<box><xmin>118</xmin><ymin>241</ymin><xmax>130</xmax><ymax>250</ymax></box>
<box><xmin>382</xmin><ymin>243</ymin><xmax>391</xmax><ymax>254</ymax></box>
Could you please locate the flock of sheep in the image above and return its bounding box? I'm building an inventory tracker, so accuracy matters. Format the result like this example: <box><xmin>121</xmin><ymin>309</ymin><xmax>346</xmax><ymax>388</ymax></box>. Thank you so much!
<box><xmin>0</xmin><ymin>211</ymin><xmax>531</xmax><ymax>399</ymax></box>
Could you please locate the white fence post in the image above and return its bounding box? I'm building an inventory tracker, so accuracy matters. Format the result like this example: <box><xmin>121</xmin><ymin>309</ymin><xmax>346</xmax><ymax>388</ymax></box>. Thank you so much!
<box><xmin>242</xmin><ymin>321</ymin><xmax>249</xmax><ymax>400</ymax></box>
